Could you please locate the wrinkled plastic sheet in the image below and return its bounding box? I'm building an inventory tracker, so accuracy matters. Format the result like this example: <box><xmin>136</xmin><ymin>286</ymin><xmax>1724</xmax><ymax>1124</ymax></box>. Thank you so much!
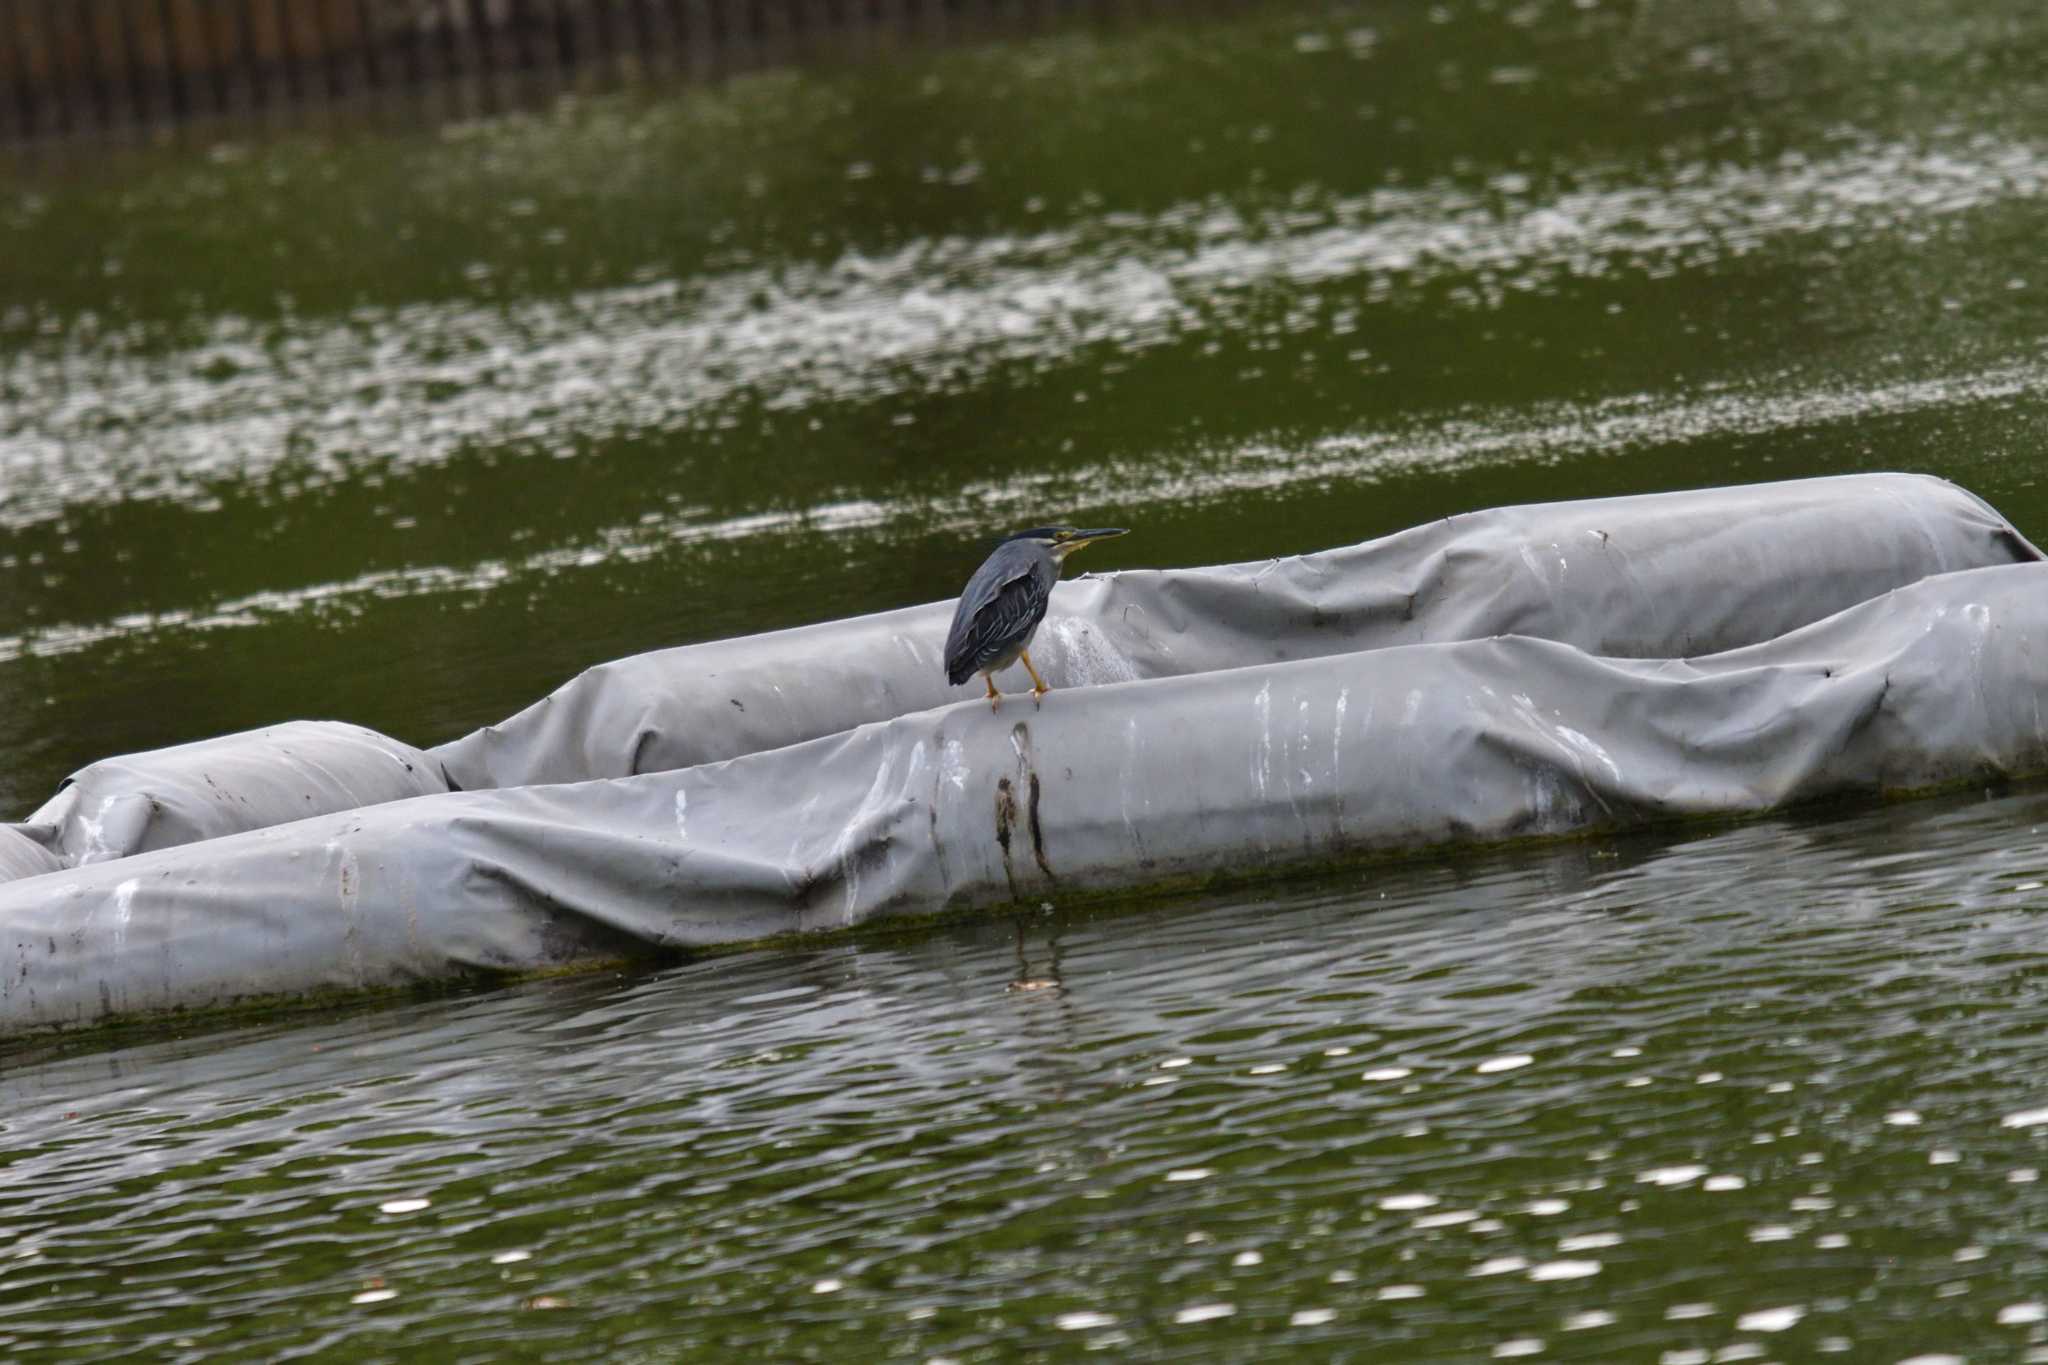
<box><xmin>21</xmin><ymin>724</ymin><xmax>450</xmax><ymax>866</ymax></box>
<box><xmin>431</xmin><ymin>473</ymin><xmax>2039</xmax><ymax>789</ymax></box>
<box><xmin>2</xmin><ymin>474</ymin><xmax>2044</xmax><ymax>1035</ymax></box>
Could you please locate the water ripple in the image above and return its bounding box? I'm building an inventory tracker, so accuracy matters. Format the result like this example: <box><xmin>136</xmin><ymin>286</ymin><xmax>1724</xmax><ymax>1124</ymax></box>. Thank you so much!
<box><xmin>6</xmin><ymin>340</ymin><xmax>2048</xmax><ymax>666</ymax></box>
<box><xmin>6</xmin><ymin>789</ymin><xmax>2048</xmax><ymax>1355</ymax></box>
<box><xmin>4</xmin><ymin>136</ymin><xmax>2046</xmax><ymax>531</ymax></box>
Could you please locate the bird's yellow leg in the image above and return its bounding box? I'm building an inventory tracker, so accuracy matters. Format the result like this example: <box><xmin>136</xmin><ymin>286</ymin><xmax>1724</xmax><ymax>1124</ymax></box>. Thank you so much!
<box><xmin>984</xmin><ymin>673</ymin><xmax>1002</xmax><ymax>710</ymax></box>
<box><xmin>1021</xmin><ymin>650</ymin><xmax>1050</xmax><ymax>700</ymax></box>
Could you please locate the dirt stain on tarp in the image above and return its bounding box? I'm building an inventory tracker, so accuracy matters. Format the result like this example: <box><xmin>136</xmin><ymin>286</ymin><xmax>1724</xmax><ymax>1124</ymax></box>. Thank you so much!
<box><xmin>996</xmin><ymin>723</ymin><xmax>1056</xmax><ymax>893</ymax></box>
<box><xmin>1027</xmin><ymin>771</ymin><xmax>1051</xmax><ymax>879</ymax></box>
<box><xmin>995</xmin><ymin>776</ymin><xmax>1019</xmax><ymax>898</ymax></box>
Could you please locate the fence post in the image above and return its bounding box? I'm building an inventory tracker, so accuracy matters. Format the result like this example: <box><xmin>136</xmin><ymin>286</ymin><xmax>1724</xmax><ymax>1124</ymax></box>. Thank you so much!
<box><xmin>226</xmin><ymin>0</ymin><xmax>262</xmax><ymax>111</ymax></box>
<box><xmin>1</xmin><ymin>0</ymin><xmax>1216</xmax><ymax>144</ymax></box>
<box><xmin>2</xmin><ymin>1</ymin><xmax>28</xmax><ymax>139</ymax></box>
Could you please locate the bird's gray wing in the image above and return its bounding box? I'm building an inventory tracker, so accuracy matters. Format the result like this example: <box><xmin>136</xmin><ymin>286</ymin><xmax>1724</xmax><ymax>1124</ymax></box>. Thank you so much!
<box><xmin>945</xmin><ymin>555</ymin><xmax>1048</xmax><ymax>683</ymax></box>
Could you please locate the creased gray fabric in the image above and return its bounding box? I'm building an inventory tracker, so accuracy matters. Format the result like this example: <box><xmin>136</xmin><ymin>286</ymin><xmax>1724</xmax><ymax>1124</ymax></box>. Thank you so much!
<box><xmin>17</xmin><ymin>723</ymin><xmax>450</xmax><ymax>867</ymax></box>
<box><xmin>0</xmin><ymin>827</ymin><xmax>64</xmax><ymax>883</ymax></box>
<box><xmin>6</xmin><ymin>559</ymin><xmax>2048</xmax><ymax>1036</ymax></box>
<box><xmin>429</xmin><ymin>473</ymin><xmax>2039</xmax><ymax>791</ymax></box>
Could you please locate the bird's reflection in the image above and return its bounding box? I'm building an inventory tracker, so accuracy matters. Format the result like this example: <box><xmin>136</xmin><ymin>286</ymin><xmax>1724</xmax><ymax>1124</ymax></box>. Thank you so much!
<box><xmin>1006</xmin><ymin>915</ymin><xmax>1065</xmax><ymax>995</ymax></box>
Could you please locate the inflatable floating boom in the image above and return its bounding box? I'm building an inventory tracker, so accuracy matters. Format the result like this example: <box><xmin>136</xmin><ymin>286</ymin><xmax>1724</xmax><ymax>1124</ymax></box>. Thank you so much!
<box><xmin>3</xmin><ymin>473</ymin><xmax>2042</xmax><ymax>1035</ymax></box>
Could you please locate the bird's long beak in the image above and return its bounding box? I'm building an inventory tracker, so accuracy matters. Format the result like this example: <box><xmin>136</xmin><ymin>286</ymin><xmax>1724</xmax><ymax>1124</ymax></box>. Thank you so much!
<box><xmin>1060</xmin><ymin>527</ymin><xmax>1129</xmax><ymax>554</ymax></box>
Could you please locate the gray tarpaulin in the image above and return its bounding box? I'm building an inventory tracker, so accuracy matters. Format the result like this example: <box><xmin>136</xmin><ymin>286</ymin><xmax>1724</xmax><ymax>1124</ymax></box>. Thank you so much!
<box><xmin>19</xmin><ymin>723</ymin><xmax>450</xmax><ymax>866</ymax></box>
<box><xmin>2</xmin><ymin>473</ymin><xmax>2045</xmax><ymax>1035</ymax></box>
<box><xmin>0</xmin><ymin>829</ymin><xmax>63</xmax><ymax>884</ymax></box>
<box><xmin>430</xmin><ymin>473</ymin><xmax>2039</xmax><ymax>790</ymax></box>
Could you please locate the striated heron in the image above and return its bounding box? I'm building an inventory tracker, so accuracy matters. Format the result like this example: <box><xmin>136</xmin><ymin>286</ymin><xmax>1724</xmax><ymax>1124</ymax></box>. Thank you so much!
<box><xmin>944</xmin><ymin>526</ymin><xmax>1129</xmax><ymax>709</ymax></box>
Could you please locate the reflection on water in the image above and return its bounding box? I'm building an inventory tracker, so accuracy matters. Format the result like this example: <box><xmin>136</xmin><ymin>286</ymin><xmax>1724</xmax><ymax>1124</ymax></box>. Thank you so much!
<box><xmin>7</xmin><ymin>790</ymin><xmax>2048</xmax><ymax>1358</ymax></box>
<box><xmin>7</xmin><ymin>0</ymin><xmax>2048</xmax><ymax>1352</ymax></box>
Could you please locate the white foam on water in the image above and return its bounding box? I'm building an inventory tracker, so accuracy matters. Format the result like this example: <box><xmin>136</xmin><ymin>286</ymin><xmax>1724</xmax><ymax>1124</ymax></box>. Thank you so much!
<box><xmin>1172</xmin><ymin>1303</ymin><xmax>1235</xmax><ymax>1325</ymax></box>
<box><xmin>1473</xmin><ymin>1256</ymin><xmax>1529</xmax><ymax>1276</ymax></box>
<box><xmin>6</xmin><ymin>134</ymin><xmax>2048</xmax><ymax>538</ymax></box>
<box><xmin>1477</xmin><ymin>1053</ymin><xmax>1534</xmax><ymax>1074</ymax></box>
<box><xmin>1528</xmin><ymin>1260</ymin><xmax>1601</xmax><ymax>1281</ymax></box>
<box><xmin>1413</xmin><ymin>1210</ymin><xmax>1479</xmax><ymax>1228</ymax></box>
<box><xmin>1379</xmin><ymin>1193</ymin><xmax>1439</xmax><ymax>1211</ymax></box>
<box><xmin>1735</xmin><ymin>1306</ymin><xmax>1804</xmax><ymax>1332</ymax></box>
<box><xmin>10</xmin><ymin>333</ymin><xmax>2048</xmax><ymax>667</ymax></box>
<box><xmin>1637</xmin><ymin>1164</ymin><xmax>1708</xmax><ymax>1187</ymax></box>
<box><xmin>1055</xmin><ymin>1311</ymin><xmax>1117</xmax><ymax>1330</ymax></box>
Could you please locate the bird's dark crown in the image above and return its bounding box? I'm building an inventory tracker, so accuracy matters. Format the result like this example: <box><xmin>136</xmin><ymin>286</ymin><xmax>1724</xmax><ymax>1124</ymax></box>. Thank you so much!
<box><xmin>993</xmin><ymin>525</ymin><xmax>1129</xmax><ymax>553</ymax></box>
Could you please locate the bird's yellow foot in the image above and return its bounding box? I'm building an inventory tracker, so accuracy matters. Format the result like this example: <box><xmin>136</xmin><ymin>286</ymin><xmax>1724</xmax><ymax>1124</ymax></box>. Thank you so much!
<box><xmin>984</xmin><ymin>674</ymin><xmax>1002</xmax><ymax>711</ymax></box>
<box><xmin>1022</xmin><ymin>650</ymin><xmax>1051</xmax><ymax>707</ymax></box>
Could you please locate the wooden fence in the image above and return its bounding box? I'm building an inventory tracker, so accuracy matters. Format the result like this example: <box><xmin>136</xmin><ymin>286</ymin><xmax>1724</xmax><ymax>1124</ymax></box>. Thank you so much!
<box><xmin>0</xmin><ymin>0</ymin><xmax>1204</xmax><ymax>142</ymax></box>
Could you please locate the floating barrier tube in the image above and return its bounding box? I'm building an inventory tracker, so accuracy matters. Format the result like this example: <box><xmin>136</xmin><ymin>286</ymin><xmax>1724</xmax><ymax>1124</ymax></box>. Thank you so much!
<box><xmin>0</xmin><ymin>474</ymin><xmax>2040</xmax><ymax>1035</ymax></box>
<box><xmin>430</xmin><ymin>473</ymin><xmax>2038</xmax><ymax>790</ymax></box>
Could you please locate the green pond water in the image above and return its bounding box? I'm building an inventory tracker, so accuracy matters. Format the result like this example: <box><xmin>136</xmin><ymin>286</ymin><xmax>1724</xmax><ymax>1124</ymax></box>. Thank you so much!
<box><xmin>7</xmin><ymin>0</ymin><xmax>2048</xmax><ymax>1357</ymax></box>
